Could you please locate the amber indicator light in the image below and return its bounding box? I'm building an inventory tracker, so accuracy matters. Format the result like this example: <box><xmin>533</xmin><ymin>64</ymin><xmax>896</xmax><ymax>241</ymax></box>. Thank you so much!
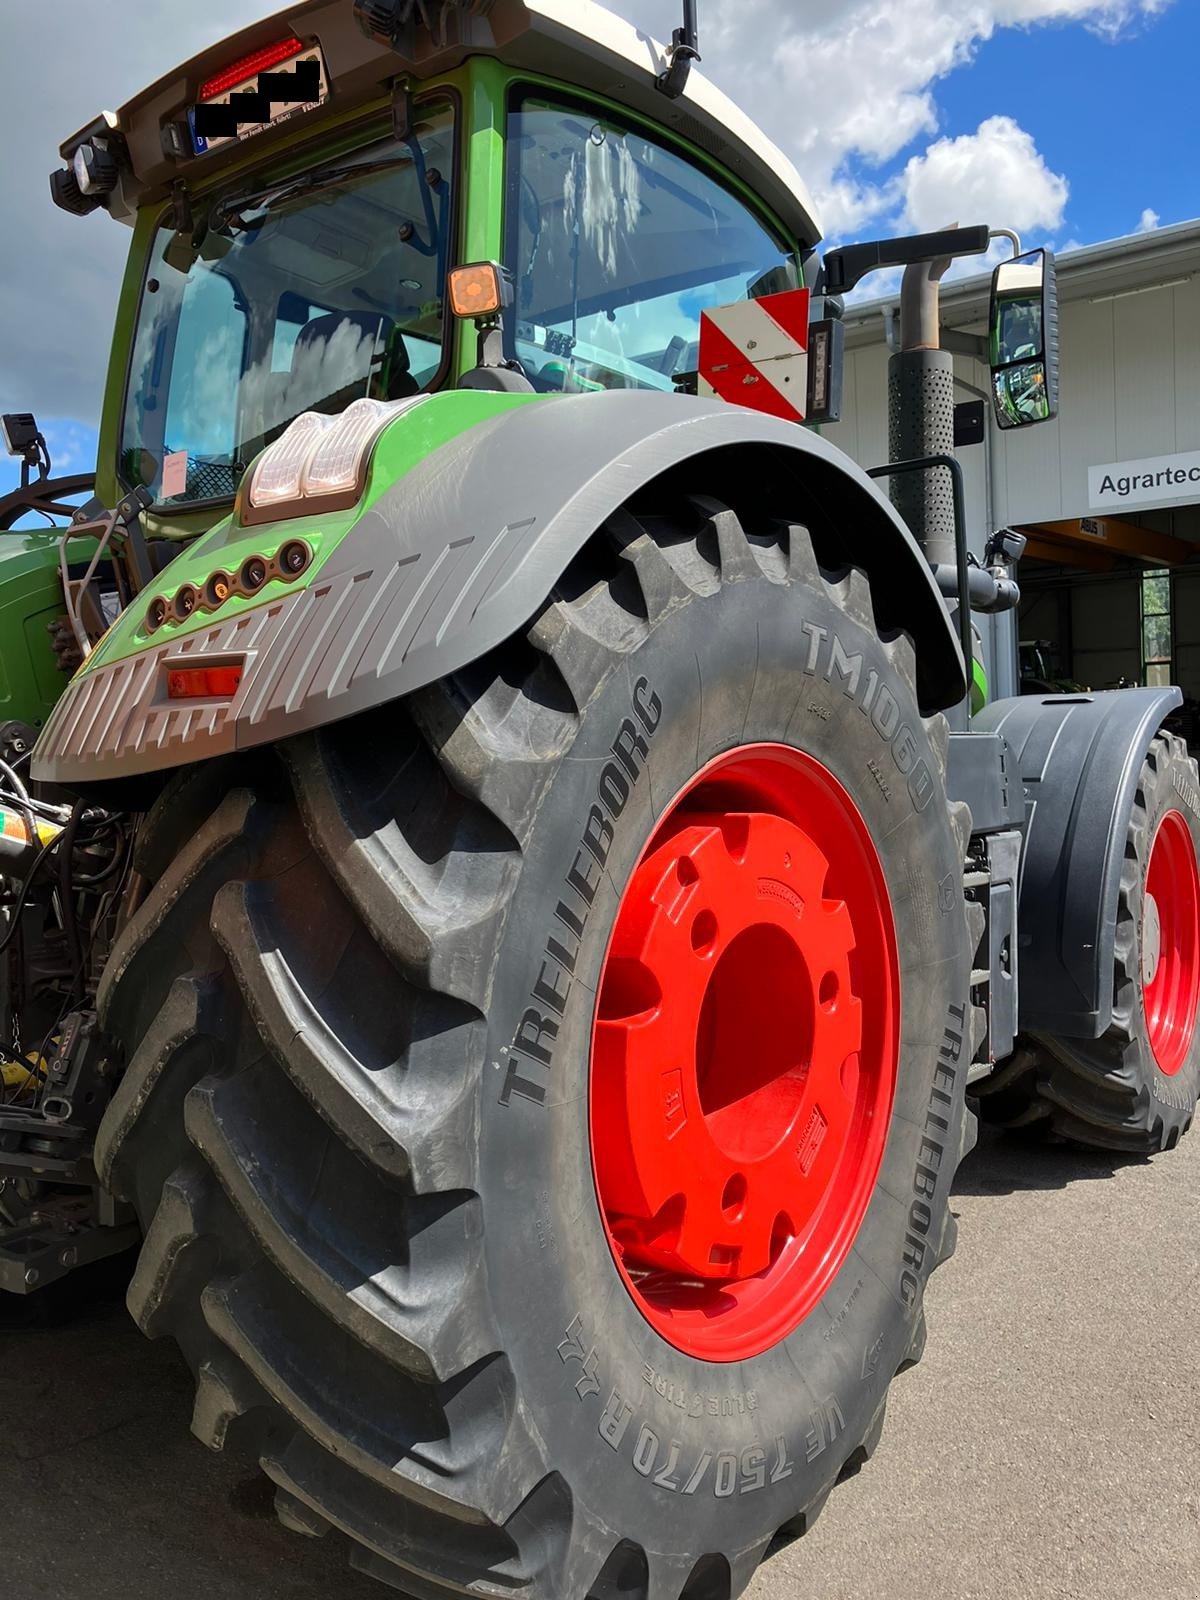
<box><xmin>448</xmin><ymin>263</ymin><xmax>505</xmax><ymax>319</ymax></box>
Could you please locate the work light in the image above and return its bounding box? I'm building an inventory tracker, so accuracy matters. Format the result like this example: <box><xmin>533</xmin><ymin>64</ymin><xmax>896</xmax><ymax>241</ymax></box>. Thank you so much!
<box><xmin>240</xmin><ymin>396</ymin><xmax>425</xmax><ymax>524</ymax></box>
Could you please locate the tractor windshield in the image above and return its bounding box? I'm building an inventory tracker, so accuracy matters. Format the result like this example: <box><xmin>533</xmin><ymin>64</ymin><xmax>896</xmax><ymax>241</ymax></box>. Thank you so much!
<box><xmin>507</xmin><ymin>95</ymin><xmax>798</xmax><ymax>394</ymax></box>
<box><xmin>120</xmin><ymin>100</ymin><xmax>456</xmax><ymax>509</ymax></box>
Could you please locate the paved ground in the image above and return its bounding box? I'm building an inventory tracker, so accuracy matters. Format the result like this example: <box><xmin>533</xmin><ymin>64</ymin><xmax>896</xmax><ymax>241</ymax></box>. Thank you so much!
<box><xmin>2</xmin><ymin>1121</ymin><xmax>1197</xmax><ymax>1600</ymax></box>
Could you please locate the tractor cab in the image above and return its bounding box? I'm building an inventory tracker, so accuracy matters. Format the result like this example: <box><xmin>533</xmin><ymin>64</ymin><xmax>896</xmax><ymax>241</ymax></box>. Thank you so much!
<box><xmin>54</xmin><ymin>0</ymin><xmax>820</xmax><ymax>527</ymax></box>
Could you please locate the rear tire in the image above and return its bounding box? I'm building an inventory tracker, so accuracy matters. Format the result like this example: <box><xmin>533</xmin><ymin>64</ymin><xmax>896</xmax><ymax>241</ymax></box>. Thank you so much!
<box><xmin>975</xmin><ymin>731</ymin><xmax>1200</xmax><ymax>1152</ymax></box>
<box><xmin>96</xmin><ymin>496</ymin><xmax>974</xmax><ymax>1598</ymax></box>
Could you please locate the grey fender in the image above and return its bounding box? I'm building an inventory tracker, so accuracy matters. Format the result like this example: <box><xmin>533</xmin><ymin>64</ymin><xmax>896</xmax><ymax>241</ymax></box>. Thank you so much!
<box><xmin>34</xmin><ymin>391</ymin><xmax>964</xmax><ymax>784</ymax></box>
<box><xmin>975</xmin><ymin>687</ymin><xmax>1182</xmax><ymax>1038</ymax></box>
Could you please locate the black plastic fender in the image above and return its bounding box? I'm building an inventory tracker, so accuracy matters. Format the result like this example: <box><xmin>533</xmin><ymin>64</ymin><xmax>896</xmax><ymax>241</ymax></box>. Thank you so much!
<box><xmin>974</xmin><ymin>687</ymin><xmax>1182</xmax><ymax>1038</ymax></box>
<box><xmin>33</xmin><ymin>391</ymin><xmax>965</xmax><ymax>784</ymax></box>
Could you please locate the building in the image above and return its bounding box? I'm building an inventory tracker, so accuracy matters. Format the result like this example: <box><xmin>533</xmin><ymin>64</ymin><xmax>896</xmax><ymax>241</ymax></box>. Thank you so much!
<box><xmin>825</xmin><ymin>219</ymin><xmax>1200</xmax><ymax>731</ymax></box>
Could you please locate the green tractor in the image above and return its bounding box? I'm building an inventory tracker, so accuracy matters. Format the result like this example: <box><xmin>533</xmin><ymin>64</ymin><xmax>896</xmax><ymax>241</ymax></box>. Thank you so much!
<box><xmin>3</xmin><ymin>3</ymin><xmax>1198</xmax><ymax>1596</ymax></box>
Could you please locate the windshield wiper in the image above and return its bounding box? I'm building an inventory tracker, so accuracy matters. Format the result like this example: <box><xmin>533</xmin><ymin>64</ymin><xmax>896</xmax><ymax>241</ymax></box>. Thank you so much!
<box><xmin>214</xmin><ymin>155</ymin><xmax>409</xmax><ymax>233</ymax></box>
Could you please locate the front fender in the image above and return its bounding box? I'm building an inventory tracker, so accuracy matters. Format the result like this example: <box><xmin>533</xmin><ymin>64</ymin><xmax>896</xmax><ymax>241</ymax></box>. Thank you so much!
<box><xmin>33</xmin><ymin>391</ymin><xmax>964</xmax><ymax>784</ymax></box>
<box><xmin>975</xmin><ymin>687</ymin><xmax>1182</xmax><ymax>1038</ymax></box>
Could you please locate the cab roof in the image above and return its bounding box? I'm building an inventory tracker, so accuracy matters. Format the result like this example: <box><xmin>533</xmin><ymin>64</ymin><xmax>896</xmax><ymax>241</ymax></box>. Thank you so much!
<box><xmin>64</xmin><ymin>0</ymin><xmax>822</xmax><ymax>246</ymax></box>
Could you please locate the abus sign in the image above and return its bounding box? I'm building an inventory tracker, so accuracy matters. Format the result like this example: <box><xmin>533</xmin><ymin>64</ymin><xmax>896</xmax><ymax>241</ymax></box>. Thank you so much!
<box><xmin>1089</xmin><ymin>449</ymin><xmax>1200</xmax><ymax>512</ymax></box>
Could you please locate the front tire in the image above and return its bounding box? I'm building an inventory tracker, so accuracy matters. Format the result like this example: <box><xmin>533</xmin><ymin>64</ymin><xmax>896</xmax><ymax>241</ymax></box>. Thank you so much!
<box><xmin>96</xmin><ymin>495</ymin><xmax>974</xmax><ymax>1598</ymax></box>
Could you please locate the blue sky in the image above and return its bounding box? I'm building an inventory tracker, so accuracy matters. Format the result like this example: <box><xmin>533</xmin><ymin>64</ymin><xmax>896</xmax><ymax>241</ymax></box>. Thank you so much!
<box><xmin>932</xmin><ymin>2</ymin><xmax>1196</xmax><ymax>247</ymax></box>
<box><xmin>1</xmin><ymin>0</ymin><xmax>1192</xmax><ymax>504</ymax></box>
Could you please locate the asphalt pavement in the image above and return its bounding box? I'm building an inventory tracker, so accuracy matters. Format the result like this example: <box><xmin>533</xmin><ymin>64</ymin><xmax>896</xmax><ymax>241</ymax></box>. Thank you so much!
<box><xmin>2</xmin><ymin>1120</ymin><xmax>1197</xmax><ymax>1600</ymax></box>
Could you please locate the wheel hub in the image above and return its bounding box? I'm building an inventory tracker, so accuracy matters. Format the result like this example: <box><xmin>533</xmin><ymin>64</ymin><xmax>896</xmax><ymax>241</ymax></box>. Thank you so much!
<box><xmin>590</xmin><ymin>745</ymin><xmax>900</xmax><ymax>1362</ymax></box>
<box><xmin>1142</xmin><ymin>893</ymin><xmax>1161</xmax><ymax>987</ymax></box>
<box><xmin>1144</xmin><ymin>809</ymin><xmax>1200</xmax><ymax>1076</ymax></box>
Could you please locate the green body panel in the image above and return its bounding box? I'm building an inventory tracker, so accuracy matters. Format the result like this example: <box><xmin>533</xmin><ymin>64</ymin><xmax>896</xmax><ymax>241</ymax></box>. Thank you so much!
<box><xmin>82</xmin><ymin>390</ymin><xmax>538</xmax><ymax>673</ymax></box>
<box><xmin>970</xmin><ymin>654</ymin><xmax>990</xmax><ymax>716</ymax></box>
<box><xmin>0</xmin><ymin>534</ymin><xmax>91</xmax><ymax>730</ymax></box>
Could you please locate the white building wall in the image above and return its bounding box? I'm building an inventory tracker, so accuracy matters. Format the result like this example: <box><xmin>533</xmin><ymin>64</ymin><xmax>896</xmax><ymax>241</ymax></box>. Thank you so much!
<box><xmin>826</xmin><ymin>274</ymin><xmax>1200</xmax><ymax>527</ymax></box>
<box><xmin>820</xmin><ymin>259</ymin><xmax>1200</xmax><ymax>700</ymax></box>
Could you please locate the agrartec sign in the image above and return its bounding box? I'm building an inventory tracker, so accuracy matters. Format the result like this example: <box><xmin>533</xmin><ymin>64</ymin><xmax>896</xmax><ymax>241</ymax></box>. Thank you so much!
<box><xmin>1089</xmin><ymin>450</ymin><xmax>1200</xmax><ymax>512</ymax></box>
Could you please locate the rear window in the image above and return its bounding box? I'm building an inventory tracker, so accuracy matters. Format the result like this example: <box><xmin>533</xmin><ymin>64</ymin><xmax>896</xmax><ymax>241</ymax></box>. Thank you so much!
<box><xmin>506</xmin><ymin>94</ymin><xmax>798</xmax><ymax>394</ymax></box>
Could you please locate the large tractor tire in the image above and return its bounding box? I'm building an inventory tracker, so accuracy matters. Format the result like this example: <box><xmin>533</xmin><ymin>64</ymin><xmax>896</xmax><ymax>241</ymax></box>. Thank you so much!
<box><xmin>976</xmin><ymin>731</ymin><xmax>1200</xmax><ymax>1152</ymax></box>
<box><xmin>94</xmin><ymin>494</ymin><xmax>975</xmax><ymax>1599</ymax></box>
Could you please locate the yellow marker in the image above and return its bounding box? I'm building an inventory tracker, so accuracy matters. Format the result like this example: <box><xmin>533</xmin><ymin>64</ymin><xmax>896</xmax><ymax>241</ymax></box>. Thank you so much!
<box><xmin>0</xmin><ymin>807</ymin><xmax>62</xmax><ymax>865</ymax></box>
<box><xmin>1</xmin><ymin>1052</ymin><xmax>48</xmax><ymax>1096</ymax></box>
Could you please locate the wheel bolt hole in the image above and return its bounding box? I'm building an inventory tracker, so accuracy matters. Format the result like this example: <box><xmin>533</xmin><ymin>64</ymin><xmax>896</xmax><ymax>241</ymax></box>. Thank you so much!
<box><xmin>819</xmin><ymin>970</ymin><xmax>839</xmax><ymax>1009</ymax></box>
<box><xmin>769</xmin><ymin>1211</ymin><xmax>795</xmax><ymax>1263</ymax></box>
<box><xmin>721</xmin><ymin>1174</ymin><xmax>747</xmax><ymax>1221</ymax></box>
<box><xmin>691</xmin><ymin>910</ymin><xmax>718</xmax><ymax>956</ymax></box>
<box><xmin>676</xmin><ymin>856</ymin><xmax>699</xmax><ymax>888</ymax></box>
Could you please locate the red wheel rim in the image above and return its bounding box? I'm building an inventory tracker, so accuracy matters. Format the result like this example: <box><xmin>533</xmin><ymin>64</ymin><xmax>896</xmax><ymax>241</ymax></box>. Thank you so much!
<box><xmin>1143</xmin><ymin>808</ymin><xmax>1200</xmax><ymax>1076</ymax></box>
<box><xmin>589</xmin><ymin>744</ymin><xmax>900</xmax><ymax>1362</ymax></box>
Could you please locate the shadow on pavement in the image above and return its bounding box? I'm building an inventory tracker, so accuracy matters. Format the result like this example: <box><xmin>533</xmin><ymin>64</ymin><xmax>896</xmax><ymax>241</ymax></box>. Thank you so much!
<box><xmin>0</xmin><ymin>1269</ymin><xmax>380</xmax><ymax>1600</ymax></box>
<box><xmin>952</xmin><ymin>1118</ymin><xmax>1145</xmax><ymax>1197</ymax></box>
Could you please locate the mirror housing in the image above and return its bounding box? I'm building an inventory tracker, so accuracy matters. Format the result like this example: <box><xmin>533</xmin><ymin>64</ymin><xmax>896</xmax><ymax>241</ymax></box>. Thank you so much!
<box><xmin>989</xmin><ymin>247</ymin><xmax>1059</xmax><ymax>430</ymax></box>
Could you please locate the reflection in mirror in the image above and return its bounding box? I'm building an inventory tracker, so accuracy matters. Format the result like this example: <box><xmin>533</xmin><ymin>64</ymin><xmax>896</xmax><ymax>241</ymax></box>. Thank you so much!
<box><xmin>989</xmin><ymin>246</ymin><xmax>1058</xmax><ymax>430</ymax></box>
<box><xmin>991</xmin><ymin>253</ymin><xmax>1045</xmax><ymax>366</ymax></box>
<box><xmin>993</xmin><ymin>359</ymin><xmax>1051</xmax><ymax>429</ymax></box>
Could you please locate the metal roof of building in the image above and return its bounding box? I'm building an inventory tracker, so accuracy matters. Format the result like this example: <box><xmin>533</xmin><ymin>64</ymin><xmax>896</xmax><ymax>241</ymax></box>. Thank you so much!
<box><xmin>843</xmin><ymin>217</ymin><xmax>1200</xmax><ymax>348</ymax></box>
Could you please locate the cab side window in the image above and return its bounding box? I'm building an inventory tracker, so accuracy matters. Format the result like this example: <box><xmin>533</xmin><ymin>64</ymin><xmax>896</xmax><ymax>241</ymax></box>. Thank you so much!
<box><xmin>507</xmin><ymin>95</ymin><xmax>797</xmax><ymax>394</ymax></box>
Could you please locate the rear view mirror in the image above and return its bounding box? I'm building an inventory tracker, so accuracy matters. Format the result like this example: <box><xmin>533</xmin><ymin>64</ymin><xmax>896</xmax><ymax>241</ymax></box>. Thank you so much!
<box><xmin>989</xmin><ymin>247</ymin><xmax>1059</xmax><ymax>430</ymax></box>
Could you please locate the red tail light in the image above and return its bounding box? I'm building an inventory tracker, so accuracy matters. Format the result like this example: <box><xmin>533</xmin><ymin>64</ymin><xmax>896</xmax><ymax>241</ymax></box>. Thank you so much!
<box><xmin>166</xmin><ymin>666</ymin><xmax>244</xmax><ymax>701</ymax></box>
<box><xmin>200</xmin><ymin>37</ymin><xmax>304</xmax><ymax>100</ymax></box>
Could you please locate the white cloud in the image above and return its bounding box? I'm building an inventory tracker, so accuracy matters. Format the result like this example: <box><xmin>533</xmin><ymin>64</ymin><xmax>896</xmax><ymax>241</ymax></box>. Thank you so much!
<box><xmin>1137</xmin><ymin>206</ymin><xmax>1162</xmax><ymax>231</ymax></box>
<box><xmin>618</xmin><ymin>1</ymin><xmax>1164</xmax><ymax>234</ymax></box>
<box><xmin>900</xmin><ymin>115</ymin><xmax>1070</xmax><ymax>235</ymax></box>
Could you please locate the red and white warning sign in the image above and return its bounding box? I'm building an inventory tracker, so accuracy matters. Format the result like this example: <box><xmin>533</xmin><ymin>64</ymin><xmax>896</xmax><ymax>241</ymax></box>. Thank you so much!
<box><xmin>699</xmin><ymin>287</ymin><xmax>810</xmax><ymax>423</ymax></box>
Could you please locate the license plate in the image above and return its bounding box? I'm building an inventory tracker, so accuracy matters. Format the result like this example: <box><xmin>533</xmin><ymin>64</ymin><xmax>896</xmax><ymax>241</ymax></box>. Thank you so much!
<box><xmin>189</xmin><ymin>43</ymin><xmax>328</xmax><ymax>156</ymax></box>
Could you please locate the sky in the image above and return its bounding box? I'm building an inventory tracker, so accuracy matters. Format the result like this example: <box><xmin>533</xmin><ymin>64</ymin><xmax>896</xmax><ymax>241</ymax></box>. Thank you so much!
<box><xmin>1</xmin><ymin>0</ymin><xmax>1194</xmax><ymax>499</ymax></box>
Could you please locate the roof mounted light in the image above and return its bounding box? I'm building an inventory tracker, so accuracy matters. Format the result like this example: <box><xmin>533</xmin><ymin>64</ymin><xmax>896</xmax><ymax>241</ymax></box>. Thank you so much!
<box><xmin>73</xmin><ymin>142</ymin><xmax>120</xmax><ymax>197</ymax></box>
<box><xmin>50</xmin><ymin>167</ymin><xmax>101</xmax><ymax>216</ymax></box>
<box><xmin>53</xmin><ymin>111</ymin><xmax>125</xmax><ymax>216</ymax></box>
<box><xmin>354</xmin><ymin>0</ymin><xmax>495</xmax><ymax>47</ymax></box>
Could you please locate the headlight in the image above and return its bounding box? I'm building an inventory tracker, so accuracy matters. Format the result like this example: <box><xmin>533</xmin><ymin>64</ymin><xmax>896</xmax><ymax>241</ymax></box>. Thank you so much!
<box><xmin>240</xmin><ymin>395</ymin><xmax>425</xmax><ymax>525</ymax></box>
<box><xmin>72</xmin><ymin>141</ymin><xmax>120</xmax><ymax>197</ymax></box>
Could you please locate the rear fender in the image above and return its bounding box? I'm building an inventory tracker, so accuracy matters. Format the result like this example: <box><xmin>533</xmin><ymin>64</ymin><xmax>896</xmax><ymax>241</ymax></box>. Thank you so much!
<box><xmin>33</xmin><ymin>391</ymin><xmax>965</xmax><ymax>784</ymax></box>
<box><xmin>975</xmin><ymin>687</ymin><xmax>1183</xmax><ymax>1038</ymax></box>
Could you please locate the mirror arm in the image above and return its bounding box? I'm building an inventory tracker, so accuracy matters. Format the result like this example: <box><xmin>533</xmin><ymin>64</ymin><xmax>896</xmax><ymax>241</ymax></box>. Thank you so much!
<box><xmin>942</xmin><ymin>330</ymin><xmax>988</xmax><ymax>361</ymax></box>
<box><xmin>989</xmin><ymin>228</ymin><xmax>1023</xmax><ymax>259</ymax></box>
<box><xmin>823</xmin><ymin>225</ymin><xmax>990</xmax><ymax>297</ymax></box>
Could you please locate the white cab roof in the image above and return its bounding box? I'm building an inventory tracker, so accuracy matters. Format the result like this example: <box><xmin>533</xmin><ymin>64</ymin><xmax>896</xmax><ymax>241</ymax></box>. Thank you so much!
<box><xmin>520</xmin><ymin>1</ymin><xmax>823</xmax><ymax>243</ymax></box>
<box><xmin>104</xmin><ymin>0</ymin><xmax>822</xmax><ymax>245</ymax></box>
